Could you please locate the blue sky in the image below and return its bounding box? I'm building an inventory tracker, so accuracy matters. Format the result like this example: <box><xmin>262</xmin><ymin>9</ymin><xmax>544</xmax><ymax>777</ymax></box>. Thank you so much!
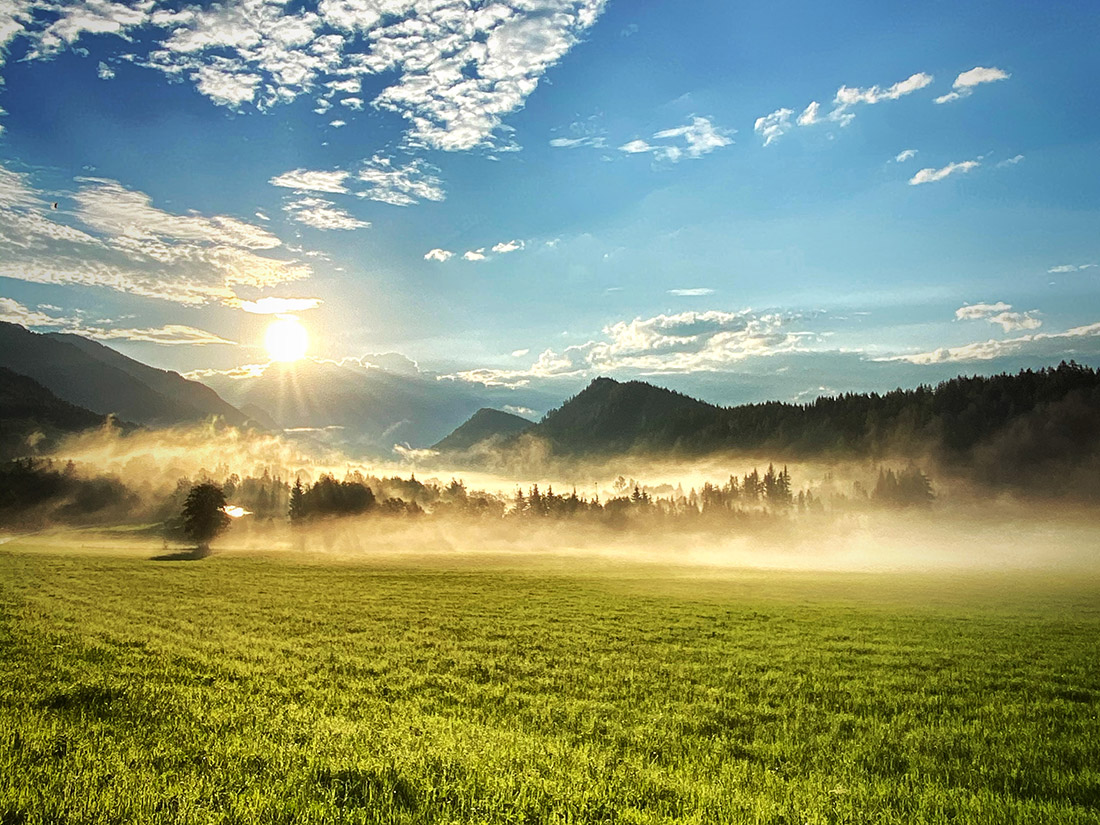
<box><xmin>0</xmin><ymin>0</ymin><xmax>1098</xmax><ymax>410</ymax></box>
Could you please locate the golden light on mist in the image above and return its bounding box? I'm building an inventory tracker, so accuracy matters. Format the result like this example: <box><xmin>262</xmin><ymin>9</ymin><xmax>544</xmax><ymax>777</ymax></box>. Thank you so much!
<box><xmin>265</xmin><ymin>317</ymin><xmax>309</xmax><ymax>362</ymax></box>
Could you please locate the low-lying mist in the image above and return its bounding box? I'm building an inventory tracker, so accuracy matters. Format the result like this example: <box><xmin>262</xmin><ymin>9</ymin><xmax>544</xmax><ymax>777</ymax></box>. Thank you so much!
<box><xmin>1</xmin><ymin>419</ymin><xmax>1096</xmax><ymax>576</ymax></box>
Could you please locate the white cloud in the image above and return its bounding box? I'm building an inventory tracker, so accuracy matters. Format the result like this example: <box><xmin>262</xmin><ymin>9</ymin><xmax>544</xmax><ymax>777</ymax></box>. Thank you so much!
<box><xmin>0</xmin><ymin>296</ymin><xmax>77</xmax><ymax>328</ymax></box>
<box><xmin>97</xmin><ymin>60</ymin><xmax>115</xmax><ymax>80</ymax></box>
<box><xmin>491</xmin><ymin>239</ymin><xmax>524</xmax><ymax>254</ymax></box>
<box><xmin>997</xmin><ymin>154</ymin><xmax>1024</xmax><ymax>167</ymax></box>
<box><xmin>269</xmin><ymin>168</ymin><xmax>350</xmax><ymax>194</ymax></box>
<box><xmin>445</xmin><ymin>309</ymin><xmax>808</xmax><ymax>386</ymax></box>
<box><xmin>254</xmin><ymin>210</ymin><xmax>270</xmax><ymax>221</ymax></box>
<box><xmin>796</xmin><ymin>100</ymin><xmax>820</xmax><ymax>127</ymax></box>
<box><xmin>830</xmin><ymin>71</ymin><xmax>933</xmax><ymax>125</ymax></box>
<box><xmin>652</xmin><ymin>116</ymin><xmax>733</xmax><ymax>157</ymax></box>
<box><xmin>550</xmin><ymin>135</ymin><xmax>606</xmax><ymax>149</ymax></box>
<box><xmin>0</xmin><ymin>165</ymin><xmax>312</xmax><ymax>307</ymax></box>
<box><xmin>621</xmin><ymin>116</ymin><xmax>733</xmax><ymax>160</ymax></box>
<box><xmin>511</xmin><ymin>348</ymin><xmax>529</xmax><ymax>357</ymax></box>
<box><xmin>935</xmin><ymin>66</ymin><xmax>1010</xmax><ymax>103</ymax></box>
<box><xmin>86</xmin><ymin>324</ymin><xmax>237</xmax><ymax>346</ymax></box>
<box><xmin>463</xmin><ymin>248</ymin><xmax>486</xmax><ymax>261</ymax></box>
<box><xmin>895</xmin><ymin>148</ymin><xmax>918</xmax><ymax>162</ymax></box>
<box><xmin>357</xmin><ymin>155</ymin><xmax>445</xmax><ymax>206</ymax></box>
<box><xmin>1048</xmin><ymin>264</ymin><xmax>1096</xmax><ymax>274</ymax></box>
<box><xmin>329</xmin><ymin>119</ymin><xmax>346</xmax><ymax>128</ymax></box>
<box><xmin>754</xmin><ymin>108</ymin><xmax>793</xmax><ymax>146</ymax></box>
<box><xmin>908</xmin><ymin>160</ymin><xmax>980</xmax><ymax>185</ymax></box>
<box><xmin>0</xmin><ymin>297</ymin><xmax>233</xmax><ymax>345</ymax></box>
<box><xmin>883</xmin><ymin>322</ymin><xmax>1100</xmax><ymax>365</ymax></box>
<box><xmin>955</xmin><ymin>301</ymin><xmax>1040</xmax><ymax>332</ymax></box>
<box><xmin>7</xmin><ymin>0</ymin><xmax>607</xmax><ymax>153</ymax></box>
<box><xmin>283</xmin><ymin>196</ymin><xmax>369</xmax><ymax>230</ymax></box>
<box><xmin>339</xmin><ymin>96</ymin><xmax>363</xmax><ymax>110</ymax></box>
<box><xmin>955</xmin><ymin>302</ymin><xmax>1011</xmax><ymax>321</ymax></box>
<box><xmin>668</xmin><ymin>288</ymin><xmax>715</xmax><ymax>296</ymax></box>
<box><xmin>238</xmin><ymin>296</ymin><xmax>323</xmax><ymax>314</ymax></box>
<box><xmin>423</xmin><ymin>248</ymin><xmax>454</xmax><ymax>262</ymax></box>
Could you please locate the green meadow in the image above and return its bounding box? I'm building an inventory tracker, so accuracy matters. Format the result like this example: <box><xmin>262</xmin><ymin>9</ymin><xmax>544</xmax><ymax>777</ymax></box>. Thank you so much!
<box><xmin>2</xmin><ymin>533</ymin><xmax>1099</xmax><ymax>824</ymax></box>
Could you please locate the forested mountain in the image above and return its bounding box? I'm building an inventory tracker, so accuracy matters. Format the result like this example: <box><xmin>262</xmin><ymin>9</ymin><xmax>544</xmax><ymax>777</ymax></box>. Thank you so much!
<box><xmin>536</xmin><ymin>377</ymin><xmax>721</xmax><ymax>454</ymax></box>
<box><xmin>529</xmin><ymin>363</ymin><xmax>1100</xmax><ymax>458</ymax></box>
<box><xmin>46</xmin><ymin>331</ymin><xmax>246</xmax><ymax>426</ymax></box>
<box><xmin>433</xmin><ymin>408</ymin><xmax>533</xmax><ymax>451</ymax></box>
<box><xmin>0</xmin><ymin>367</ymin><xmax>118</xmax><ymax>459</ymax></box>
<box><xmin>508</xmin><ymin>363</ymin><xmax>1100</xmax><ymax>494</ymax></box>
<box><xmin>0</xmin><ymin>323</ymin><xmax>246</xmax><ymax>427</ymax></box>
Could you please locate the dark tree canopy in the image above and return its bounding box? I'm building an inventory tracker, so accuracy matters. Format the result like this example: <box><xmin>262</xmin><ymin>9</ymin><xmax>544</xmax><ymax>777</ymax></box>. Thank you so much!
<box><xmin>181</xmin><ymin>482</ymin><xmax>231</xmax><ymax>550</ymax></box>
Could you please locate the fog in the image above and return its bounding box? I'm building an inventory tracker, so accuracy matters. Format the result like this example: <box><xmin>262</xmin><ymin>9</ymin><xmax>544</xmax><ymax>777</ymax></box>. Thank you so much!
<box><xmin>2</xmin><ymin>420</ymin><xmax>1096</xmax><ymax>576</ymax></box>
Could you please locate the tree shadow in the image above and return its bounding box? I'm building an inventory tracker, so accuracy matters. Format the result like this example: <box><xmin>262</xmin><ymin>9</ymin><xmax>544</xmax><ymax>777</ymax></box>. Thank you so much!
<box><xmin>150</xmin><ymin>545</ymin><xmax>211</xmax><ymax>562</ymax></box>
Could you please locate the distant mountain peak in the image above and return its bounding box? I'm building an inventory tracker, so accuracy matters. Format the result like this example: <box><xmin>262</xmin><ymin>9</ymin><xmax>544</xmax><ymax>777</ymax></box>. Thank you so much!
<box><xmin>433</xmin><ymin>407</ymin><xmax>534</xmax><ymax>452</ymax></box>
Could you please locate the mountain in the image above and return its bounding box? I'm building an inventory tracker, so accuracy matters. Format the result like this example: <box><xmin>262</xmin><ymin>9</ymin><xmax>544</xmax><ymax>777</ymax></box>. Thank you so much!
<box><xmin>0</xmin><ymin>322</ymin><xmax>247</xmax><ymax>427</ymax></box>
<box><xmin>203</xmin><ymin>359</ymin><xmax>542</xmax><ymax>453</ymax></box>
<box><xmin>534</xmin><ymin>377</ymin><xmax>721</xmax><ymax>454</ymax></box>
<box><xmin>433</xmin><ymin>408</ymin><xmax>534</xmax><ymax>452</ymax></box>
<box><xmin>505</xmin><ymin>366</ymin><xmax>1100</xmax><ymax>496</ymax></box>
<box><xmin>0</xmin><ymin>367</ymin><xmax>116</xmax><ymax>458</ymax></box>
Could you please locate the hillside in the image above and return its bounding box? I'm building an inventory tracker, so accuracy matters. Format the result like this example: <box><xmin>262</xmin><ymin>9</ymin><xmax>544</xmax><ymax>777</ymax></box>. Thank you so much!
<box><xmin>47</xmin><ymin>331</ymin><xmax>247</xmax><ymax>426</ymax></box>
<box><xmin>0</xmin><ymin>367</ymin><xmax>116</xmax><ymax>459</ymax></box>
<box><xmin>535</xmin><ymin>377</ymin><xmax>722</xmax><ymax>454</ymax></box>
<box><xmin>514</xmin><ymin>364</ymin><xmax>1100</xmax><ymax>495</ymax></box>
<box><xmin>433</xmin><ymin>408</ymin><xmax>533</xmax><ymax>452</ymax></box>
<box><xmin>0</xmin><ymin>323</ymin><xmax>246</xmax><ymax>428</ymax></box>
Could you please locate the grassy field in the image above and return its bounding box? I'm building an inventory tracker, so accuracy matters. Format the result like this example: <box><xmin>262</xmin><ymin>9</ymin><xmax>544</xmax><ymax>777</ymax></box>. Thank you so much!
<box><xmin>2</xmin><ymin>533</ymin><xmax>1099</xmax><ymax>824</ymax></box>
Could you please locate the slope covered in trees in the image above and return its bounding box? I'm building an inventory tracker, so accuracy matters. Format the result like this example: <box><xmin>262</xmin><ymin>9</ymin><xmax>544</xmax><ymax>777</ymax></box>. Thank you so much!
<box><xmin>433</xmin><ymin>408</ymin><xmax>533</xmax><ymax>452</ymax></box>
<box><xmin>0</xmin><ymin>322</ymin><xmax>246</xmax><ymax>428</ymax></box>
<box><xmin>0</xmin><ymin>367</ymin><xmax>118</xmax><ymax>459</ymax></box>
<box><xmin>519</xmin><ymin>363</ymin><xmax>1100</xmax><ymax>495</ymax></box>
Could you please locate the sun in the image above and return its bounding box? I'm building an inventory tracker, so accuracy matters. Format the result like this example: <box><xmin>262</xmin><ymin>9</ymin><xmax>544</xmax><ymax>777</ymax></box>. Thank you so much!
<box><xmin>265</xmin><ymin>317</ymin><xmax>309</xmax><ymax>362</ymax></box>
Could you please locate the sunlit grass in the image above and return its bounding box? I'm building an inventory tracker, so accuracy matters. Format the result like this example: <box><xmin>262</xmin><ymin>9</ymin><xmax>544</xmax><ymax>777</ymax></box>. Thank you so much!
<box><xmin>1</xmin><ymin>537</ymin><xmax>1098</xmax><ymax>823</ymax></box>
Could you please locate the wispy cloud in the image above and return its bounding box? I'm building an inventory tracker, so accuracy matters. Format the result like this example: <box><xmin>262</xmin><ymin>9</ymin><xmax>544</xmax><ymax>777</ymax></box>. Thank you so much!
<box><xmin>895</xmin><ymin>148</ymin><xmax>918</xmax><ymax>162</ymax></box>
<box><xmin>0</xmin><ymin>297</ymin><xmax>233</xmax><ymax>345</ymax></box>
<box><xmin>238</xmin><ymin>297</ymin><xmax>323</xmax><ymax>314</ymax></box>
<box><xmin>796</xmin><ymin>101</ymin><xmax>820</xmax><ymax>126</ymax></box>
<box><xmin>997</xmin><ymin>154</ymin><xmax>1024</xmax><ymax>167</ymax></box>
<box><xmin>668</xmin><ymin>288</ymin><xmax>715</xmax><ymax>296</ymax></box>
<box><xmin>444</xmin><ymin>309</ymin><xmax>808</xmax><ymax>387</ymax></box>
<box><xmin>956</xmin><ymin>301</ymin><xmax>1040</xmax><ymax>332</ymax></box>
<box><xmin>550</xmin><ymin>135</ymin><xmax>606</xmax><ymax>149</ymax></box>
<box><xmin>284</xmin><ymin>197</ymin><xmax>369</xmax><ymax>231</ymax></box>
<box><xmin>357</xmin><ymin>156</ymin><xmax>445</xmax><ymax>206</ymax></box>
<box><xmin>909</xmin><ymin>160</ymin><xmax>980</xmax><ymax>185</ymax></box>
<box><xmin>621</xmin><ymin>116</ymin><xmax>733</xmax><ymax>161</ymax></box>
<box><xmin>87</xmin><ymin>324</ymin><xmax>237</xmax><ymax>346</ymax></box>
<box><xmin>754</xmin><ymin>108</ymin><xmax>794</xmax><ymax>146</ymax></box>
<box><xmin>491</xmin><ymin>239</ymin><xmax>525</xmax><ymax>254</ymax></box>
<box><xmin>830</xmin><ymin>72</ymin><xmax>933</xmax><ymax>125</ymax></box>
<box><xmin>270</xmin><ymin>169</ymin><xmax>350</xmax><ymax>194</ymax></box>
<box><xmin>934</xmin><ymin>66</ymin><xmax>1011</xmax><ymax>104</ymax></box>
<box><xmin>0</xmin><ymin>163</ymin><xmax>312</xmax><ymax>306</ymax></box>
<box><xmin>7</xmin><ymin>0</ymin><xmax>608</xmax><ymax>154</ymax></box>
<box><xmin>883</xmin><ymin>322</ymin><xmax>1100</xmax><ymax>365</ymax></box>
<box><xmin>1048</xmin><ymin>263</ymin><xmax>1096</xmax><ymax>274</ymax></box>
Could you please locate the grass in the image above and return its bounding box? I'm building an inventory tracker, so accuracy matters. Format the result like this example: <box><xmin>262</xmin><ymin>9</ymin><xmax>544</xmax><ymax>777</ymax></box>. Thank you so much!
<box><xmin>1</xmin><ymin>533</ymin><xmax>1099</xmax><ymax>823</ymax></box>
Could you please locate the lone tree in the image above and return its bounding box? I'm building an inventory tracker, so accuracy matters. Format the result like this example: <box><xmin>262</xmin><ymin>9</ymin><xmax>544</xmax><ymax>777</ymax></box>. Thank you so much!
<box><xmin>181</xmin><ymin>482</ymin><xmax>231</xmax><ymax>553</ymax></box>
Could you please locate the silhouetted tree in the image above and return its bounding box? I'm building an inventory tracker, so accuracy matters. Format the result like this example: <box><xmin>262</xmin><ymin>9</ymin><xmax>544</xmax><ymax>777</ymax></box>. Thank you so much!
<box><xmin>181</xmin><ymin>482</ymin><xmax>230</xmax><ymax>552</ymax></box>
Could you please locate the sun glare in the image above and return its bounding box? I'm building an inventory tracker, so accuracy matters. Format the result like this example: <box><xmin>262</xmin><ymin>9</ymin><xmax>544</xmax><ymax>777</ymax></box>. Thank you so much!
<box><xmin>265</xmin><ymin>318</ymin><xmax>309</xmax><ymax>362</ymax></box>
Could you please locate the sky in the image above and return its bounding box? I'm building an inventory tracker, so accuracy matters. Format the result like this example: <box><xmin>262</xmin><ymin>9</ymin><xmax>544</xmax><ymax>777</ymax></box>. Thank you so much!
<box><xmin>0</xmin><ymin>0</ymin><xmax>1098</xmax><ymax>411</ymax></box>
